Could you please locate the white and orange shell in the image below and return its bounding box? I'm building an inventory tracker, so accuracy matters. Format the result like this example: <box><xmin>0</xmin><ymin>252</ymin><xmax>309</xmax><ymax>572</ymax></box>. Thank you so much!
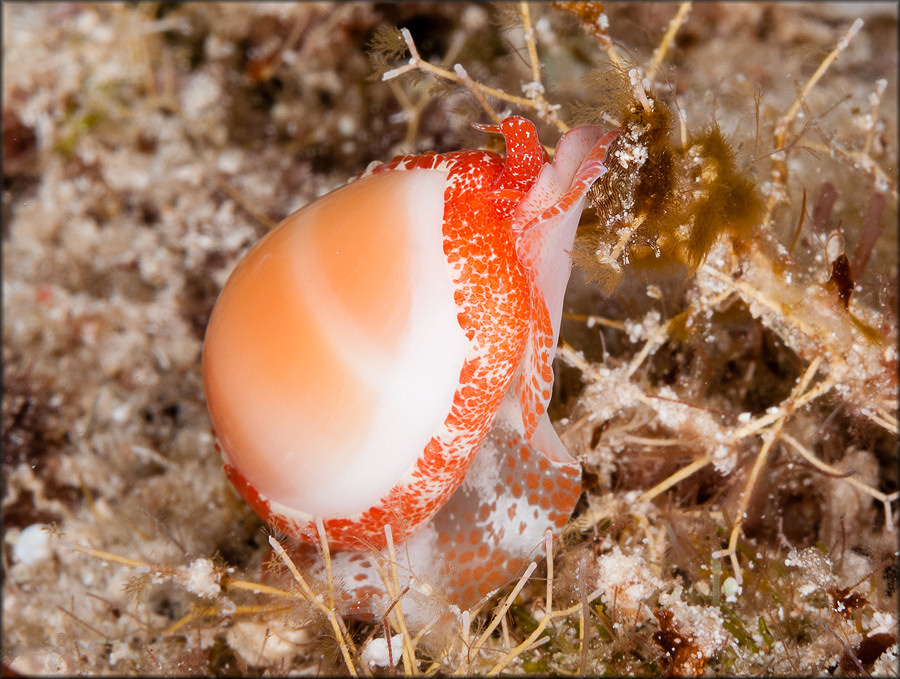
<box><xmin>202</xmin><ymin>117</ymin><xmax>618</xmax><ymax>620</ymax></box>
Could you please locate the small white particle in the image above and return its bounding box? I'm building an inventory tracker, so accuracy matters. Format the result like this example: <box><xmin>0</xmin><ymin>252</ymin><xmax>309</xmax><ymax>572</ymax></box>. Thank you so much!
<box><xmin>217</xmin><ymin>149</ymin><xmax>242</xmax><ymax>174</ymax></box>
<box><xmin>337</xmin><ymin>114</ymin><xmax>356</xmax><ymax>137</ymax></box>
<box><xmin>361</xmin><ymin>636</ymin><xmax>403</xmax><ymax>668</ymax></box>
<box><xmin>111</xmin><ymin>402</ymin><xmax>131</xmax><ymax>423</ymax></box>
<box><xmin>722</xmin><ymin>576</ymin><xmax>741</xmax><ymax>602</ymax></box>
<box><xmin>12</xmin><ymin>524</ymin><xmax>52</xmax><ymax>565</ymax></box>
<box><xmin>186</xmin><ymin>558</ymin><xmax>221</xmax><ymax>598</ymax></box>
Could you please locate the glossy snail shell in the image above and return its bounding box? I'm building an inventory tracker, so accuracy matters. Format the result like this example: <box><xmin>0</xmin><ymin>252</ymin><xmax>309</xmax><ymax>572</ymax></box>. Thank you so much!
<box><xmin>202</xmin><ymin>116</ymin><xmax>618</xmax><ymax>616</ymax></box>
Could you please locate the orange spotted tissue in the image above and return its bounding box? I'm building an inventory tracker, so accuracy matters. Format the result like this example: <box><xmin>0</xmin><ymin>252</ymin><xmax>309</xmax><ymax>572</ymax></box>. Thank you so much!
<box><xmin>202</xmin><ymin>116</ymin><xmax>618</xmax><ymax>624</ymax></box>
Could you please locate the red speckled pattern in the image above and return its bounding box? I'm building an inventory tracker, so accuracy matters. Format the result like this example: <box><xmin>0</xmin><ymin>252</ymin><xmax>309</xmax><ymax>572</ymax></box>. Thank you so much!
<box><xmin>212</xmin><ymin>117</ymin><xmax>617</xmax><ymax>623</ymax></box>
<box><xmin>513</xmin><ymin>128</ymin><xmax>621</xmax><ymax>438</ymax></box>
<box><xmin>298</xmin><ymin>392</ymin><xmax>584</xmax><ymax>625</ymax></box>
<box><xmin>429</xmin><ymin>393</ymin><xmax>582</xmax><ymax>608</ymax></box>
<box><xmin>274</xmin><ymin>121</ymin><xmax>617</xmax><ymax>624</ymax></box>
<box><xmin>238</xmin><ymin>118</ymin><xmax>549</xmax><ymax>550</ymax></box>
<box><xmin>317</xmin><ymin>120</ymin><xmax>543</xmax><ymax>548</ymax></box>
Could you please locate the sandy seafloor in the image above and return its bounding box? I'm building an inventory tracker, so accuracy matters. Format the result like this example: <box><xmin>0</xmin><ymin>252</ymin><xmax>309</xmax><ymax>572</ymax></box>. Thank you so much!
<box><xmin>3</xmin><ymin>2</ymin><xmax>898</xmax><ymax>675</ymax></box>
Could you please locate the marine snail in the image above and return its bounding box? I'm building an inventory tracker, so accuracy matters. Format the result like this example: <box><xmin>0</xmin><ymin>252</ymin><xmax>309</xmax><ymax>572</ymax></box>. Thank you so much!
<box><xmin>202</xmin><ymin>116</ymin><xmax>618</xmax><ymax>619</ymax></box>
